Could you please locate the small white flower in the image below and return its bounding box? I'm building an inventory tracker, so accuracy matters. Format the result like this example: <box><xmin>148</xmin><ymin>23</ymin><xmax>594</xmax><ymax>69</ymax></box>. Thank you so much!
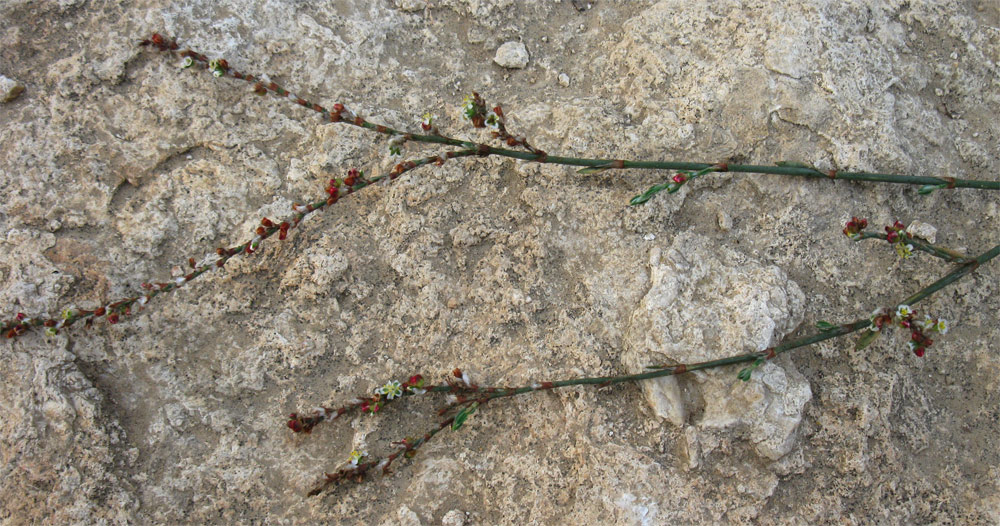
<box><xmin>934</xmin><ymin>319</ymin><xmax>948</xmax><ymax>335</ymax></box>
<box><xmin>484</xmin><ymin>110</ymin><xmax>500</xmax><ymax>129</ymax></box>
<box><xmin>919</xmin><ymin>315</ymin><xmax>935</xmax><ymax>330</ymax></box>
<box><xmin>175</xmin><ymin>276</ymin><xmax>186</xmax><ymax>285</ymax></box>
<box><xmin>138</xmin><ymin>295</ymin><xmax>149</xmax><ymax>306</ymax></box>
<box><xmin>895</xmin><ymin>304</ymin><xmax>913</xmax><ymax>319</ymax></box>
<box><xmin>347</xmin><ymin>449</ymin><xmax>367</xmax><ymax>467</ymax></box>
<box><xmin>182</xmin><ymin>57</ymin><xmax>194</xmax><ymax>68</ymax></box>
<box><xmin>378</xmin><ymin>380</ymin><xmax>403</xmax><ymax>400</ymax></box>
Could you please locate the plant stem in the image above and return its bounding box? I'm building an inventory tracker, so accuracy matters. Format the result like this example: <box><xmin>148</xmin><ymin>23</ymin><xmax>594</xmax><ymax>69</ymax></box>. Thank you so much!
<box><xmin>158</xmin><ymin>40</ymin><xmax>1000</xmax><ymax>192</ymax></box>
<box><xmin>857</xmin><ymin>232</ymin><xmax>971</xmax><ymax>263</ymax></box>
<box><xmin>302</xmin><ymin>243</ymin><xmax>999</xmax><ymax>494</ymax></box>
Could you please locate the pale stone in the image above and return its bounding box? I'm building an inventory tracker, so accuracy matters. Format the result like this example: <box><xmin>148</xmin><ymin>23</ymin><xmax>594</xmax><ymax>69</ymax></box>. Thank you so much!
<box><xmin>906</xmin><ymin>220</ymin><xmax>938</xmax><ymax>243</ymax></box>
<box><xmin>0</xmin><ymin>74</ymin><xmax>25</xmax><ymax>102</ymax></box>
<box><xmin>623</xmin><ymin>231</ymin><xmax>810</xmax><ymax>460</ymax></box>
<box><xmin>494</xmin><ymin>41</ymin><xmax>529</xmax><ymax>69</ymax></box>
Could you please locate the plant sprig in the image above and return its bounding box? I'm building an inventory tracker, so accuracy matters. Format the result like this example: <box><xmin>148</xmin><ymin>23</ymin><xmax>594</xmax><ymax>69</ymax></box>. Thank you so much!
<box><xmin>291</xmin><ymin>224</ymin><xmax>998</xmax><ymax>495</ymax></box>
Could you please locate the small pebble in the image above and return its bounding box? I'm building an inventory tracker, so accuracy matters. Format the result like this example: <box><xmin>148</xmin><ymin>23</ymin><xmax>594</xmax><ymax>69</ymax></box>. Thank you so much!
<box><xmin>558</xmin><ymin>73</ymin><xmax>570</xmax><ymax>87</ymax></box>
<box><xmin>0</xmin><ymin>75</ymin><xmax>25</xmax><ymax>103</ymax></box>
<box><xmin>494</xmin><ymin>41</ymin><xmax>529</xmax><ymax>69</ymax></box>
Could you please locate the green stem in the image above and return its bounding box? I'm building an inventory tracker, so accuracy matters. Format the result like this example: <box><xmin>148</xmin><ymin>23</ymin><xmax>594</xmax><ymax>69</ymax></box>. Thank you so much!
<box><xmin>857</xmin><ymin>232</ymin><xmax>971</xmax><ymax>263</ymax></box>
<box><xmin>163</xmin><ymin>45</ymin><xmax>999</xmax><ymax>192</ymax></box>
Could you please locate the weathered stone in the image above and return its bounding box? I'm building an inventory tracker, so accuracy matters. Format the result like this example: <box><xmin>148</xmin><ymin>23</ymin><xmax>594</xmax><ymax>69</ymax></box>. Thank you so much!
<box><xmin>623</xmin><ymin>232</ymin><xmax>810</xmax><ymax>460</ymax></box>
<box><xmin>494</xmin><ymin>41</ymin><xmax>529</xmax><ymax>69</ymax></box>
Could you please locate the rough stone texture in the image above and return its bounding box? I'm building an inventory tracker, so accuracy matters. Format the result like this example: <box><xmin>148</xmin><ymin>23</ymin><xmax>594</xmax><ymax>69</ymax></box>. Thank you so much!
<box><xmin>1</xmin><ymin>1</ymin><xmax>999</xmax><ymax>524</ymax></box>
<box><xmin>493</xmin><ymin>41</ymin><xmax>529</xmax><ymax>69</ymax></box>
<box><xmin>623</xmin><ymin>232</ymin><xmax>810</xmax><ymax>462</ymax></box>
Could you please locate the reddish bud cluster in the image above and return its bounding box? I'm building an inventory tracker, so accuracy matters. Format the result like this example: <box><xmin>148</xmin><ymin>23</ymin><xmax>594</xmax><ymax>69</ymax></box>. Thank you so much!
<box><xmin>843</xmin><ymin>217</ymin><xmax>868</xmax><ymax>238</ymax></box>
<box><xmin>885</xmin><ymin>220</ymin><xmax>908</xmax><ymax>243</ymax></box>
<box><xmin>139</xmin><ymin>33</ymin><xmax>179</xmax><ymax>51</ymax></box>
<box><xmin>672</xmin><ymin>174</ymin><xmax>687</xmax><ymax>184</ymax></box>
<box><xmin>406</xmin><ymin>375</ymin><xmax>424</xmax><ymax>389</ymax></box>
<box><xmin>278</xmin><ymin>222</ymin><xmax>290</xmax><ymax>241</ymax></box>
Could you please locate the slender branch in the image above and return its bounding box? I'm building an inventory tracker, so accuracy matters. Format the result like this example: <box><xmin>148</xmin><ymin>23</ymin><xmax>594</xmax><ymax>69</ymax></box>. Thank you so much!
<box><xmin>147</xmin><ymin>37</ymin><xmax>999</xmax><ymax>192</ymax></box>
<box><xmin>1</xmin><ymin>148</ymin><xmax>476</xmax><ymax>339</ymax></box>
<box><xmin>299</xmin><ymin>243</ymin><xmax>1000</xmax><ymax>495</ymax></box>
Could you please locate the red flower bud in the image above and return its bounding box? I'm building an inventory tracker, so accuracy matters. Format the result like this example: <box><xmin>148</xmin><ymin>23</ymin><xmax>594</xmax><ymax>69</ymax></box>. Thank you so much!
<box><xmin>453</xmin><ymin>368</ymin><xmax>463</xmax><ymax>378</ymax></box>
<box><xmin>913</xmin><ymin>347</ymin><xmax>925</xmax><ymax>357</ymax></box>
<box><xmin>893</xmin><ymin>220</ymin><xmax>905</xmax><ymax>230</ymax></box>
<box><xmin>107</xmin><ymin>313</ymin><xmax>120</xmax><ymax>324</ymax></box>
<box><xmin>345</xmin><ymin>169</ymin><xmax>359</xmax><ymax>187</ymax></box>
<box><xmin>261</xmin><ymin>218</ymin><xmax>274</xmax><ymax>228</ymax></box>
<box><xmin>672</xmin><ymin>174</ymin><xmax>687</xmax><ymax>184</ymax></box>
<box><xmin>887</xmin><ymin>231</ymin><xmax>899</xmax><ymax>243</ymax></box>
<box><xmin>151</xmin><ymin>33</ymin><xmax>164</xmax><ymax>46</ymax></box>
<box><xmin>408</xmin><ymin>374</ymin><xmax>423</xmax><ymax>387</ymax></box>
<box><xmin>256</xmin><ymin>226</ymin><xmax>266</xmax><ymax>236</ymax></box>
<box><xmin>95</xmin><ymin>307</ymin><xmax>106</xmax><ymax>317</ymax></box>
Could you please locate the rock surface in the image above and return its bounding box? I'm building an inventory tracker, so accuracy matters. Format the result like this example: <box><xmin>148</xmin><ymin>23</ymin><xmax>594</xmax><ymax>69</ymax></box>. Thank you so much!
<box><xmin>493</xmin><ymin>41</ymin><xmax>529</xmax><ymax>69</ymax></box>
<box><xmin>623</xmin><ymin>232</ymin><xmax>810</xmax><ymax>461</ymax></box>
<box><xmin>1</xmin><ymin>1</ymin><xmax>999</xmax><ymax>524</ymax></box>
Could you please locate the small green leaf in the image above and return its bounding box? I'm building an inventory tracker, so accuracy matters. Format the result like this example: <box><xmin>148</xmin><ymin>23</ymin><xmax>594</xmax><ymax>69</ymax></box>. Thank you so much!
<box><xmin>578</xmin><ymin>166</ymin><xmax>611</xmax><ymax>175</ymax></box>
<box><xmin>815</xmin><ymin>321</ymin><xmax>838</xmax><ymax>332</ymax></box>
<box><xmin>451</xmin><ymin>401</ymin><xmax>479</xmax><ymax>431</ymax></box>
<box><xmin>854</xmin><ymin>329</ymin><xmax>880</xmax><ymax>350</ymax></box>
<box><xmin>629</xmin><ymin>183</ymin><xmax>671</xmax><ymax>206</ymax></box>
<box><xmin>918</xmin><ymin>184</ymin><xmax>942</xmax><ymax>195</ymax></box>
<box><xmin>737</xmin><ymin>357</ymin><xmax>766</xmax><ymax>382</ymax></box>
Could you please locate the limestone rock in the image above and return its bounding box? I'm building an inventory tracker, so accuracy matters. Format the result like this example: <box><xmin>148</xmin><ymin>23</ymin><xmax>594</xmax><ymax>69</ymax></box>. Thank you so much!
<box><xmin>623</xmin><ymin>231</ymin><xmax>810</xmax><ymax>460</ymax></box>
<box><xmin>494</xmin><ymin>41</ymin><xmax>529</xmax><ymax>69</ymax></box>
<box><xmin>0</xmin><ymin>74</ymin><xmax>25</xmax><ymax>102</ymax></box>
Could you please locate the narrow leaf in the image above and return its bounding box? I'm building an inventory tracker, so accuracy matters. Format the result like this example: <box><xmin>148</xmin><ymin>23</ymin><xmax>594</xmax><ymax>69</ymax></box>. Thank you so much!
<box><xmin>451</xmin><ymin>401</ymin><xmax>479</xmax><ymax>431</ymax></box>
<box><xmin>815</xmin><ymin>321</ymin><xmax>838</xmax><ymax>332</ymax></box>
<box><xmin>854</xmin><ymin>329</ymin><xmax>880</xmax><ymax>350</ymax></box>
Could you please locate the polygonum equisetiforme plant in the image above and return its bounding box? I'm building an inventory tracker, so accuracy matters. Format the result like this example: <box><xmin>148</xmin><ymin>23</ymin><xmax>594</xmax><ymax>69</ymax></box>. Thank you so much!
<box><xmin>2</xmin><ymin>34</ymin><xmax>998</xmax><ymax>496</ymax></box>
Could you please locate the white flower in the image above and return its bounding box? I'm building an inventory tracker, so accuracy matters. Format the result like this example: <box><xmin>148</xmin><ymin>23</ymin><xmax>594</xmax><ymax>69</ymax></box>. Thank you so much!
<box><xmin>484</xmin><ymin>110</ymin><xmax>500</xmax><ymax>129</ymax></box>
<box><xmin>376</xmin><ymin>380</ymin><xmax>403</xmax><ymax>400</ymax></box>
<box><xmin>895</xmin><ymin>304</ymin><xmax>913</xmax><ymax>319</ymax></box>
<box><xmin>182</xmin><ymin>57</ymin><xmax>195</xmax><ymax>68</ymax></box>
<box><xmin>347</xmin><ymin>449</ymin><xmax>367</xmax><ymax>467</ymax></box>
<box><xmin>934</xmin><ymin>319</ymin><xmax>948</xmax><ymax>334</ymax></box>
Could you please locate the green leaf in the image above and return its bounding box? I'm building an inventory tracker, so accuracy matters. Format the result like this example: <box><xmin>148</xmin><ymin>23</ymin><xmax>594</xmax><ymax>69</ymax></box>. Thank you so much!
<box><xmin>815</xmin><ymin>321</ymin><xmax>838</xmax><ymax>332</ymax></box>
<box><xmin>451</xmin><ymin>401</ymin><xmax>479</xmax><ymax>431</ymax></box>
<box><xmin>918</xmin><ymin>184</ymin><xmax>940</xmax><ymax>195</ymax></box>
<box><xmin>578</xmin><ymin>166</ymin><xmax>611</xmax><ymax>175</ymax></box>
<box><xmin>854</xmin><ymin>329</ymin><xmax>880</xmax><ymax>350</ymax></box>
<box><xmin>629</xmin><ymin>183</ymin><xmax>671</xmax><ymax>206</ymax></box>
<box><xmin>737</xmin><ymin>357</ymin><xmax>766</xmax><ymax>382</ymax></box>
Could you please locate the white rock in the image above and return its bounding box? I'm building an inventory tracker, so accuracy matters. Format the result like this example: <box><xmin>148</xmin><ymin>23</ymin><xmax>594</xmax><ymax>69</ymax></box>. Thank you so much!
<box><xmin>0</xmin><ymin>74</ymin><xmax>25</xmax><ymax>103</ymax></box>
<box><xmin>905</xmin><ymin>220</ymin><xmax>937</xmax><ymax>243</ymax></box>
<box><xmin>494</xmin><ymin>41</ymin><xmax>529</xmax><ymax>69</ymax></box>
<box><xmin>394</xmin><ymin>0</ymin><xmax>426</xmax><ymax>12</ymax></box>
<box><xmin>558</xmin><ymin>72</ymin><xmax>571</xmax><ymax>86</ymax></box>
<box><xmin>441</xmin><ymin>509</ymin><xmax>466</xmax><ymax>526</ymax></box>
<box><xmin>622</xmin><ymin>231</ymin><xmax>810</xmax><ymax>460</ymax></box>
